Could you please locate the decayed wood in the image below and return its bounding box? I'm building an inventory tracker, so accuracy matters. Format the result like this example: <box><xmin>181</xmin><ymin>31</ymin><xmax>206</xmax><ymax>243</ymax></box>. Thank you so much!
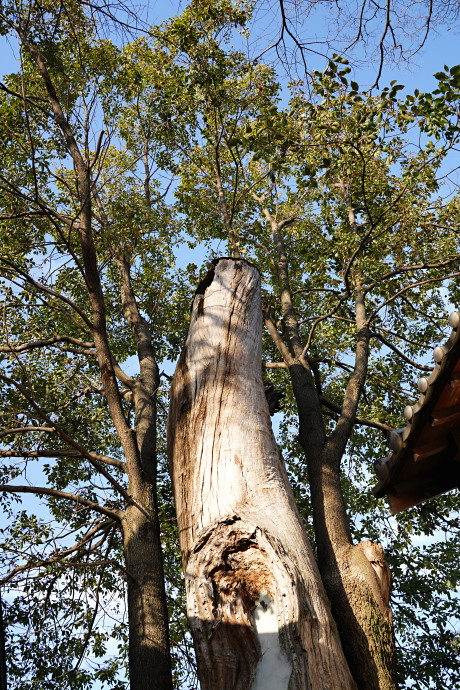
<box><xmin>167</xmin><ymin>258</ymin><xmax>355</xmax><ymax>690</ymax></box>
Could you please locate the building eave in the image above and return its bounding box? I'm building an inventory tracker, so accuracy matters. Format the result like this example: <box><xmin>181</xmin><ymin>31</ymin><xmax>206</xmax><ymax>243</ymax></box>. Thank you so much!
<box><xmin>373</xmin><ymin>311</ymin><xmax>460</xmax><ymax>513</ymax></box>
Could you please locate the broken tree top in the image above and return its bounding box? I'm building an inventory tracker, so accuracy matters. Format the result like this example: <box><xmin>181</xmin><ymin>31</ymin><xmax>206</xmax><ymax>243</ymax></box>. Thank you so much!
<box><xmin>373</xmin><ymin>311</ymin><xmax>460</xmax><ymax>514</ymax></box>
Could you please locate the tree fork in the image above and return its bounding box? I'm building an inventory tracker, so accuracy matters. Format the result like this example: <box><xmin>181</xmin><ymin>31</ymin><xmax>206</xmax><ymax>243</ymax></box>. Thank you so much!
<box><xmin>167</xmin><ymin>258</ymin><xmax>355</xmax><ymax>690</ymax></box>
<box><xmin>15</xmin><ymin>30</ymin><xmax>173</xmax><ymax>687</ymax></box>
<box><xmin>291</xmin><ymin>284</ymin><xmax>398</xmax><ymax>689</ymax></box>
<box><xmin>295</xmin><ymin>388</ymin><xmax>398</xmax><ymax>690</ymax></box>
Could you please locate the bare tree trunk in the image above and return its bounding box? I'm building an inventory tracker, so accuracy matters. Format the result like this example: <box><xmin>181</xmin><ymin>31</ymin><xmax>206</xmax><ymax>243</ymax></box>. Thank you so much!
<box><xmin>167</xmin><ymin>258</ymin><xmax>355</xmax><ymax>690</ymax></box>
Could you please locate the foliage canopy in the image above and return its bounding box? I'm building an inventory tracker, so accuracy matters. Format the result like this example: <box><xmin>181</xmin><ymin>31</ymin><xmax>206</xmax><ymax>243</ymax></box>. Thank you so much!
<box><xmin>1</xmin><ymin>1</ymin><xmax>460</xmax><ymax>687</ymax></box>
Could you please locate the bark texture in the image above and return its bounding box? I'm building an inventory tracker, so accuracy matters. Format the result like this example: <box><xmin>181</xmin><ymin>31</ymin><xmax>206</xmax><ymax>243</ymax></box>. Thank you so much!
<box><xmin>322</xmin><ymin>540</ymin><xmax>395</xmax><ymax>690</ymax></box>
<box><xmin>123</xmin><ymin>497</ymin><xmax>172</xmax><ymax>690</ymax></box>
<box><xmin>167</xmin><ymin>258</ymin><xmax>355</xmax><ymax>690</ymax></box>
<box><xmin>116</xmin><ymin>254</ymin><xmax>173</xmax><ymax>690</ymax></box>
<box><xmin>305</xmin><ymin>427</ymin><xmax>397</xmax><ymax>690</ymax></box>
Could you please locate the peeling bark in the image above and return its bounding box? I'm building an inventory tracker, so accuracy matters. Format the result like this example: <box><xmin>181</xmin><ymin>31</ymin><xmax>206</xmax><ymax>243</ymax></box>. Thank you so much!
<box><xmin>167</xmin><ymin>258</ymin><xmax>355</xmax><ymax>690</ymax></box>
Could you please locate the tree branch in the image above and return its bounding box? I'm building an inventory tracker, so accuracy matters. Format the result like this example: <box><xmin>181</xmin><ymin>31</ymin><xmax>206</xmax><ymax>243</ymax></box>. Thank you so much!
<box><xmin>0</xmin><ymin>372</ymin><xmax>131</xmax><ymax>500</ymax></box>
<box><xmin>263</xmin><ymin>311</ymin><xmax>293</xmax><ymax>365</ymax></box>
<box><xmin>0</xmin><ymin>335</ymin><xmax>95</xmax><ymax>353</ymax></box>
<box><xmin>0</xmin><ymin>448</ymin><xmax>126</xmax><ymax>471</ymax></box>
<box><xmin>1</xmin><ymin>519</ymin><xmax>115</xmax><ymax>585</ymax></box>
<box><xmin>0</xmin><ymin>258</ymin><xmax>94</xmax><ymax>329</ymax></box>
<box><xmin>325</xmin><ymin>286</ymin><xmax>370</xmax><ymax>464</ymax></box>
<box><xmin>372</xmin><ymin>330</ymin><xmax>432</xmax><ymax>372</ymax></box>
<box><xmin>69</xmin><ymin>530</ymin><xmax>114</xmax><ymax>679</ymax></box>
<box><xmin>364</xmin><ymin>255</ymin><xmax>460</xmax><ymax>294</ymax></box>
<box><xmin>114</xmin><ymin>254</ymin><xmax>159</xmax><ymax>485</ymax></box>
<box><xmin>320</xmin><ymin>396</ymin><xmax>392</xmax><ymax>433</ymax></box>
<box><xmin>0</xmin><ymin>484</ymin><xmax>121</xmax><ymax>521</ymax></box>
<box><xmin>0</xmin><ymin>426</ymin><xmax>56</xmax><ymax>439</ymax></box>
<box><xmin>368</xmin><ymin>272</ymin><xmax>460</xmax><ymax>323</ymax></box>
<box><xmin>301</xmin><ymin>292</ymin><xmax>350</xmax><ymax>356</ymax></box>
<box><xmin>16</xmin><ymin>26</ymin><xmax>144</xmax><ymax>499</ymax></box>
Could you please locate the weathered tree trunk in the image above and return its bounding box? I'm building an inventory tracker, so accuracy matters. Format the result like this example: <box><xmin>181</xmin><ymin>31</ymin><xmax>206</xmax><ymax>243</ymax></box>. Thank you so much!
<box><xmin>167</xmin><ymin>258</ymin><xmax>355</xmax><ymax>690</ymax></box>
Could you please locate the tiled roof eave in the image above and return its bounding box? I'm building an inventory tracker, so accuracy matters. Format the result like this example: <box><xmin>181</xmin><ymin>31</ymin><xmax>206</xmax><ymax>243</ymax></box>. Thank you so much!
<box><xmin>372</xmin><ymin>311</ymin><xmax>460</xmax><ymax>513</ymax></box>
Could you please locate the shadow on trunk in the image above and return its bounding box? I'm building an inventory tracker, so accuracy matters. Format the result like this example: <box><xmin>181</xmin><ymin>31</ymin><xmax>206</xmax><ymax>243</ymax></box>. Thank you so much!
<box><xmin>168</xmin><ymin>258</ymin><xmax>356</xmax><ymax>689</ymax></box>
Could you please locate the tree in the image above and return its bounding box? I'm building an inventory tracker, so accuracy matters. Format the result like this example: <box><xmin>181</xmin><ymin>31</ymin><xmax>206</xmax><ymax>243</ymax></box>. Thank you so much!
<box><xmin>0</xmin><ymin>1</ymin><xmax>188</xmax><ymax>687</ymax></box>
<box><xmin>143</xmin><ymin>3</ymin><xmax>460</xmax><ymax>686</ymax></box>
<box><xmin>168</xmin><ymin>257</ymin><xmax>356</xmax><ymax>689</ymax></box>
<box><xmin>2</xmin><ymin>0</ymin><xmax>460</xmax><ymax>688</ymax></box>
<box><xmin>256</xmin><ymin>0</ymin><xmax>460</xmax><ymax>84</ymax></box>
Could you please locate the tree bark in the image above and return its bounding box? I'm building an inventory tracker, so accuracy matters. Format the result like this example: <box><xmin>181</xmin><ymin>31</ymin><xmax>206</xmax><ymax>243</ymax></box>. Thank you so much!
<box><xmin>115</xmin><ymin>254</ymin><xmax>173</xmax><ymax>690</ymax></box>
<box><xmin>302</xmin><ymin>410</ymin><xmax>397</xmax><ymax>690</ymax></box>
<box><xmin>292</xmin><ymin>288</ymin><xmax>398</xmax><ymax>690</ymax></box>
<box><xmin>123</xmin><ymin>494</ymin><xmax>173</xmax><ymax>690</ymax></box>
<box><xmin>167</xmin><ymin>258</ymin><xmax>355</xmax><ymax>690</ymax></box>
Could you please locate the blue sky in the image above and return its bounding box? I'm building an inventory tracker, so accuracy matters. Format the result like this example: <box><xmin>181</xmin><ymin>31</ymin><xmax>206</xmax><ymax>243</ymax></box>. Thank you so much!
<box><xmin>1</xmin><ymin>1</ymin><xmax>460</xmax><ymax>89</ymax></box>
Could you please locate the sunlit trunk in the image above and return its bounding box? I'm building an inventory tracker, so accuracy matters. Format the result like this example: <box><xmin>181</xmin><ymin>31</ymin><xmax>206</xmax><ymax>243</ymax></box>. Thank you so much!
<box><xmin>167</xmin><ymin>258</ymin><xmax>355</xmax><ymax>690</ymax></box>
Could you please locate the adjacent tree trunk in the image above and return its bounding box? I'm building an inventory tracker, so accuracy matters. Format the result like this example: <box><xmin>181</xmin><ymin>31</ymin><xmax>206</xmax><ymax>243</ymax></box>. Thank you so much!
<box><xmin>116</xmin><ymin>254</ymin><xmax>174</xmax><ymax>690</ymax></box>
<box><xmin>291</xmin><ymin>346</ymin><xmax>397</xmax><ymax>689</ymax></box>
<box><xmin>306</xmin><ymin>431</ymin><xmax>397</xmax><ymax>690</ymax></box>
<box><xmin>264</xmin><ymin>207</ymin><xmax>397</xmax><ymax>688</ymax></box>
<box><xmin>123</xmin><ymin>495</ymin><xmax>173</xmax><ymax>690</ymax></box>
<box><xmin>167</xmin><ymin>258</ymin><xmax>355</xmax><ymax>690</ymax></box>
<box><xmin>15</xmin><ymin>25</ymin><xmax>174</xmax><ymax>690</ymax></box>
